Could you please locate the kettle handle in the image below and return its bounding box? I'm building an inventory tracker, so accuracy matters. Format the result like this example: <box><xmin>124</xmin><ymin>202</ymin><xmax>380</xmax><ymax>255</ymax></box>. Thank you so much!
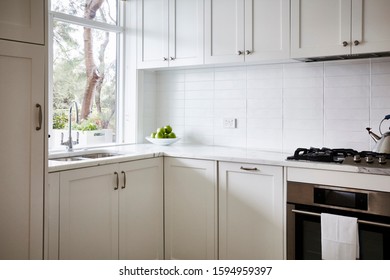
<box><xmin>379</xmin><ymin>115</ymin><xmax>390</xmax><ymax>134</ymax></box>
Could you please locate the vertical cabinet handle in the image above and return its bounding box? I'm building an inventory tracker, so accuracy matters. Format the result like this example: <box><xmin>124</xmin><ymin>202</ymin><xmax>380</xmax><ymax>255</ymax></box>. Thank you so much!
<box><xmin>36</xmin><ymin>104</ymin><xmax>42</xmax><ymax>131</ymax></box>
<box><xmin>121</xmin><ymin>171</ymin><xmax>126</xmax><ymax>189</ymax></box>
<box><xmin>114</xmin><ymin>172</ymin><xmax>119</xmax><ymax>190</ymax></box>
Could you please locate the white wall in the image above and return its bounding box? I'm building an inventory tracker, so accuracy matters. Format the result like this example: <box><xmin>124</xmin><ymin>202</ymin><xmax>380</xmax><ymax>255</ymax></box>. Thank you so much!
<box><xmin>142</xmin><ymin>57</ymin><xmax>390</xmax><ymax>153</ymax></box>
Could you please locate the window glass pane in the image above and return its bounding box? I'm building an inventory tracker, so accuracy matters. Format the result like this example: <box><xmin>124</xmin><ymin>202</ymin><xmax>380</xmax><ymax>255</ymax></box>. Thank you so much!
<box><xmin>51</xmin><ymin>0</ymin><xmax>118</xmax><ymax>25</ymax></box>
<box><xmin>51</xmin><ymin>20</ymin><xmax>117</xmax><ymax>149</ymax></box>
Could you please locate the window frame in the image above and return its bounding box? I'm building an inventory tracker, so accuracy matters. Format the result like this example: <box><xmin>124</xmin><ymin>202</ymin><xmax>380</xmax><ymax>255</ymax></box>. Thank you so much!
<box><xmin>48</xmin><ymin>0</ymin><xmax>135</xmax><ymax>151</ymax></box>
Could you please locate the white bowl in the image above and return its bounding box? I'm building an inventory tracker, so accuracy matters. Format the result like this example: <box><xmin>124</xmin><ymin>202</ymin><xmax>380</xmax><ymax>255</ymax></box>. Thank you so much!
<box><xmin>145</xmin><ymin>137</ymin><xmax>181</xmax><ymax>146</ymax></box>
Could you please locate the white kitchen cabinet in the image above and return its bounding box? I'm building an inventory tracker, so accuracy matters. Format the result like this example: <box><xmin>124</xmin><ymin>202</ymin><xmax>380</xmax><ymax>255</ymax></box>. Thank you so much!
<box><xmin>0</xmin><ymin>0</ymin><xmax>45</xmax><ymax>44</ymax></box>
<box><xmin>44</xmin><ymin>173</ymin><xmax>60</xmax><ymax>260</ymax></box>
<box><xmin>0</xmin><ymin>40</ymin><xmax>45</xmax><ymax>260</ymax></box>
<box><xmin>205</xmin><ymin>0</ymin><xmax>290</xmax><ymax>64</ymax></box>
<box><xmin>164</xmin><ymin>157</ymin><xmax>217</xmax><ymax>260</ymax></box>
<box><xmin>219</xmin><ymin>162</ymin><xmax>284</xmax><ymax>260</ymax></box>
<box><xmin>137</xmin><ymin>0</ymin><xmax>204</xmax><ymax>68</ymax></box>
<box><xmin>291</xmin><ymin>0</ymin><xmax>390</xmax><ymax>59</ymax></box>
<box><xmin>58</xmin><ymin>158</ymin><xmax>163</xmax><ymax>260</ymax></box>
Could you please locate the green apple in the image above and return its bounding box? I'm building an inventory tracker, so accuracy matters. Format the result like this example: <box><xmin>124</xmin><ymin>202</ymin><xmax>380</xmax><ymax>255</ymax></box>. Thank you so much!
<box><xmin>150</xmin><ymin>132</ymin><xmax>157</xmax><ymax>138</ymax></box>
<box><xmin>168</xmin><ymin>132</ymin><xmax>176</xmax><ymax>138</ymax></box>
<box><xmin>156</xmin><ymin>131</ymin><xmax>165</xmax><ymax>138</ymax></box>
<box><xmin>157</xmin><ymin>127</ymin><xmax>165</xmax><ymax>134</ymax></box>
<box><xmin>164</xmin><ymin>125</ymin><xmax>172</xmax><ymax>134</ymax></box>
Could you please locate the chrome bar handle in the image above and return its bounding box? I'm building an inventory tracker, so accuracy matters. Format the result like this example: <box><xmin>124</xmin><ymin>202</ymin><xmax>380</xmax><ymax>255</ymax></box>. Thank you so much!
<box><xmin>240</xmin><ymin>166</ymin><xmax>259</xmax><ymax>171</ymax></box>
<box><xmin>36</xmin><ymin>104</ymin><xmax>42</xmax><ymax>131</ymax></box>
<box><xmin>291</xmin><ymin>209</ymin><xmax>390</xmax><ymax>228</ymax></box>
<box><xmin>121</xmin><ymin>171</ymin><xmax>126</xmax><ymax>189</ymax></box>
<box><xmin>114</xmin><ymin>172</ymin><xmax>119</xmax><ymax>190</ymax></box>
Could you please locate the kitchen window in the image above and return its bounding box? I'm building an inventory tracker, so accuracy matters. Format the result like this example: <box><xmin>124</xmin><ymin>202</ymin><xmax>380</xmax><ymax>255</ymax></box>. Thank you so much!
<box><xmin>49</xmin><ymin>0</ymin><xmax>133</xmax><ymax>150</ymax></box>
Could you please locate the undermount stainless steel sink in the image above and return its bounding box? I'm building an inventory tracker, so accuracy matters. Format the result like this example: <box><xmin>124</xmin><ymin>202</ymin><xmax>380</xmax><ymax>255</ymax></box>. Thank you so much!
<box><xmin>79</xmin><ymin>152</ymin><xmax>122</xmax><ymax>159</ymax></box>
<box><xmin>51</xmin><ymin>156</ymin><xmax>85</xmax><ymax>162</ymax></box>
<box><xmin>50</xmin><ymin>152</ymin><xmax>123</xmax><ymax>162</ymax></box>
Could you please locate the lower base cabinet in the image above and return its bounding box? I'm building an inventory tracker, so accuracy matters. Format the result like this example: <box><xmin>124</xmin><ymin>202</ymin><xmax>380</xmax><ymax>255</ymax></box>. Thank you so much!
<box><xmin>164</xmin><ymin>157</ymin><xmax>218</xmax><ymax>260</ymax></box>
<box><xmin>218</xmin><ymin>161</ymin><xmax>284</xmax><ymax>260</ymax></box>
<box><xmin>46</xmin><ymin>157</ymin><xmax>163</xmax><ymax>260</ymax></box>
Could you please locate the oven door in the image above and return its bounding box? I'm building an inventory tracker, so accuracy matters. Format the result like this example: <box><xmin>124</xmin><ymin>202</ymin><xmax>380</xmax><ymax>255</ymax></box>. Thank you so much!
<box><xmin>287</xmin><ymin>204</ymin><xmax>390</xmax><ymax>260</ymax></box>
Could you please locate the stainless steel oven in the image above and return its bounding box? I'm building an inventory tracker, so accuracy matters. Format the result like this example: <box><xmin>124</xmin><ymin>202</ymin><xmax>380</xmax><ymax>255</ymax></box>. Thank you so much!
<box><xmin>287</xmin><ymin>181</ymin><xmax>390</xmax><ymax>260</ymax></box>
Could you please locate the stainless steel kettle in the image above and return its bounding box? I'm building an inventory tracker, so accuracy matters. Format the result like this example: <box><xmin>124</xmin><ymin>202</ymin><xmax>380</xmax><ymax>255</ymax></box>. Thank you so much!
<box><xmin>366</xmin><ymin>115</ymin><xmax>390</xmax><ymax>153</ymax></box>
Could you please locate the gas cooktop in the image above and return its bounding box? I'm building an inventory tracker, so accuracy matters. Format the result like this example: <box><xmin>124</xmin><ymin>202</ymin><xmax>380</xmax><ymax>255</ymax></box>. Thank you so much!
<box><xmin>287</xmin><ymin>147</ymin><xmax>390</xmax><ymax>168</ymax></box>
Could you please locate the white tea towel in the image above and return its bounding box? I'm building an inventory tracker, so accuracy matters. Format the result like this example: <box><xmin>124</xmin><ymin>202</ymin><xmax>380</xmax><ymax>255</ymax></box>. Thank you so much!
<box><xmin>321</xmin><ymin>213</ymin><xmax>359</xmax><ymax>260</ymax></box>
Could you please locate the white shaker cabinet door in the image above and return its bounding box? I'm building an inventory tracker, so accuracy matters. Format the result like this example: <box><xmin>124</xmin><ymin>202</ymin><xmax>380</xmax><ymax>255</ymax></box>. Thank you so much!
<box><xmin>59</xmin><ymin>165</ymin><xmax>119</xmax><ymax>260</ymax></box>
<box><xmin>137</xmin><ymin>0</ymin><xmax>169</xmax><ymax>68</ymax></box>
<box><xmin>119</xmin><ymin>158</ymin><xmax>164</xmax><ymax>260</ymax></box>
<box><xmin>351</xmin><ymin>0</ymin><xmax>390</xmax><ymax>54</ymax></box>
<box><xmin>291</xmin><ymin>0</ymin><xmax>351</xmax><ymax>58</ymax></box>
<box><xmin>219</xmin><ymin>162</ymin><xmax>284</xmax><ymax>260</ymax></box>
<box><xmin>164</xmin><ymin>157</ymin><xmax>218</xmax><ymax>260</ymax></box>
<box><xmin>0</xmin><ymin>0</ymin><xmax>45</xmax><ymax>44</ymax></box>
<box><xmin>168</xmin><ymin>0</ymin><xmax>204</xmax><ymax>67</ymax></box>
<box><xmin>0</xmin><ymin>40</ymin><xmax>45</xmax><ymax>260</ymax></box>
<box><xmin>244</xmin><ymin>0</ymin><xmax>290</xmax><ymax>62</ymax></box>
<box><xmin>205</xmin><ymin>0</ymin><xmax>245</xmax><ymax>64</ymax></box>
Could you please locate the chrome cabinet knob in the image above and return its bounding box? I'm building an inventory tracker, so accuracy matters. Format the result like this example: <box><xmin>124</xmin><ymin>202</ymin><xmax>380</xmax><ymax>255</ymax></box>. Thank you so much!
<box><xmin>342</xmin><ymin>41</ymin><xmax>349</xmax><ymax>47</ymax></box>
<box><xmin>163</xmin><ymin>57</ymin><xmax>168</xmax><ymax>61</ymax></box>
<box><xmin>354</xmin><ymin>40</ymin><xmax>360</xmax><ymax>46</ymax></box>
<box><xmin>237</xmin><ymin>50</ymin><xmax>243</xmax><ymax>55</ymax></box>
<box><xmin>245</xmin><ymin>50</ymin><xmax>251</xmax><ymax>55</ymax></box>
<box><xmin>169</xmin><ymin>57</ymin><xmax>175</xmax><ymax>61</ymax></box>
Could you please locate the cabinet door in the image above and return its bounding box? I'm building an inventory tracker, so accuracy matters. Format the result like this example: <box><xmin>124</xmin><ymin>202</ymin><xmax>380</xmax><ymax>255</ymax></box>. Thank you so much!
<box><xmin>219</xmin><ymin>162</ymin><xmax>284</xmax><ymax>260</ymax></box>
<box><xmin>59</xmin><ymin>165</ymin><xmax>119</xmax><ymax>260</ymax></box>
<box><xmin>118</xmin><ymin>158</ymin><xmax>164</xmax><ymax>260</ymax></box>
<box><xmin>351</xmin><ymin>0</ymin><xmax>390</xmax><ymax>54</ymax></box>
<box><xmin>44</xmin><ymin>173</ymin><xmax>60</xmax><ymax>260</ymax></box>
<box><xmin>205</xmin><ymin>0</ymin><xmax>245</xmax><ymax>64</ymax></box>
<box><xmin>291</xmin><ymin>0</ymin><xmax>351</xmax><ymax>58</ymax></box>
<box><xmin>164</xmin><ymin>157</ymin><xmax>217</xmax><ymax>260</ymax></box>
<box><xmin>0</xmin><ymin>40</ymin><xmax>45</xmax><ymax>260</ymax></box>
<box><xmin>137</xmin><ymin>0</ymin><xmax>169</xmax><ymax>68</ymax></box>
<box><xmin>168</xmin><ymin>0</ymin><xmax>204</xmax><ymax>67</ymax></box>
<box><xmin>245</xmin><ymin>0</ymin><xmax>290</xmax><ymax>62</ymax></box>
<box><xmin>0</xmin><ymin>0</ymin><xmax>44</xmax><ymax>44</ymax></box>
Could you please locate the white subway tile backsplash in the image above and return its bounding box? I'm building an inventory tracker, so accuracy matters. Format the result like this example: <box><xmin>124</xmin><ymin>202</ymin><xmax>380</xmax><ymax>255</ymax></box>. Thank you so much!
<box><xmin>144</xmin><ymin>58</ymin><xmax>390</xmax><ymax>151</ymax></box>
<box><xmin>325</xmin><ymin>75</ymin><xmax>370</xmax><ymax>87</ymax></box>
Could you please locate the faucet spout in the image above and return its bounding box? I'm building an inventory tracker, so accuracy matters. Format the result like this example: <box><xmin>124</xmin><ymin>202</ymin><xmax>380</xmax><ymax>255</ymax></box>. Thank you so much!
<box><xmin>62</xmin><ymin>101</ymin><xmax>79</xmax><ymax>151</ymax></box>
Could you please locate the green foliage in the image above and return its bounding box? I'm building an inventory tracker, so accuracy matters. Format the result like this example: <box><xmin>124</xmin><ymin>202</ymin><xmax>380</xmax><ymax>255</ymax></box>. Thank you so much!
<box><xmin>73</xmin><ymin>118</ymin><xmax>99</xmax><ymax>131</ymax></box>
<box><xmin>52</xmin><ymin>113</ymin><xmax>68</xmax><ymax>129</ymax></box>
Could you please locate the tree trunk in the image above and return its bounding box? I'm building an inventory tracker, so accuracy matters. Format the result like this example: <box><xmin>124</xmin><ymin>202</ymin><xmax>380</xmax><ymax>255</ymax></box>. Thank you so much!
<box><xmin>80</xmin><ymin>0</ymin><xmax>105</xmax><ymax>120</ymax></box>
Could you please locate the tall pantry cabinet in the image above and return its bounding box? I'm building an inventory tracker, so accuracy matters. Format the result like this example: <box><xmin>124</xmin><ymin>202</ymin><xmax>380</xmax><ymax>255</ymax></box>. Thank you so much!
<box><xmin>0</xmin><ymin>0</ymin><xmax>46</xmax><ymax>259</ymax></box>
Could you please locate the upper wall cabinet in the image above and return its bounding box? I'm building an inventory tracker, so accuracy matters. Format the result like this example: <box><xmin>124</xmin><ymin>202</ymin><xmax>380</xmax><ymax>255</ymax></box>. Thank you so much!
<box><xmin>0</xmin><ymin>0</ymin><xmax>45</xmax><ymax>45</ymax></box>
<box><xmin>137</xmin><ymin>0</ymin><xmax>204</xmax><ymax>69</ymax></box>
<box><xmin>205</xmin><ymin>0</ymin><xmax>290</xmax><ymax>64</ymax></box>
<box><xmin>291</xmin><ymin>0</ymin><xmax>390</xmax><ymax>59</ymax></box>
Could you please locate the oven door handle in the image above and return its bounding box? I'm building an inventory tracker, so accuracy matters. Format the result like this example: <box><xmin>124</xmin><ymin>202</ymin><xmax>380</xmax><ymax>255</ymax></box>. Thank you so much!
<box><xmin>291</xmin><ymin>209</ymin><xmax>390</xmax><ymax>228</ymax></box>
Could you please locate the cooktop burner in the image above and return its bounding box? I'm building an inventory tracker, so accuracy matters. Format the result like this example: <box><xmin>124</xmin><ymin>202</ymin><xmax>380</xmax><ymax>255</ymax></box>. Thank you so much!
<box><xmin>287</xmin><ymin>147</ymin><xmax>390</xmax><ymax>168</ymax></box>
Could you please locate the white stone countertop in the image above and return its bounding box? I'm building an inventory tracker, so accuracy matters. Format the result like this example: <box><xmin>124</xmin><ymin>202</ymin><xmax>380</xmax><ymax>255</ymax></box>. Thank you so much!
<box><xmin>48</xmin><ymin>143</ymin><xmax>390</xmax><ymax>175</ymax></box>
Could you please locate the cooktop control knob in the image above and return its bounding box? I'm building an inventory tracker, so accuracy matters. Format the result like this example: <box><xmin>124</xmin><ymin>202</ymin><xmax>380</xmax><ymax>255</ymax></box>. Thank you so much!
<box><xmin>379</xmin><ymin>156</ymin><xmax>387</xmax><ymax>164</ymax></box>
<box><xmin>353</xmin><ymin>155</ymin><xmax>361</xmax><ymax>162</ymax></box>
<box><xmin>366</xmin><ymin>155</ymin><xmax>374</xmax><ymax>163</ymax></box>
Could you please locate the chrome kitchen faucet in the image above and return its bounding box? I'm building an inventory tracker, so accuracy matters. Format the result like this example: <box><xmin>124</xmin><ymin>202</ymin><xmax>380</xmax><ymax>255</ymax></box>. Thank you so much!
<box><xmin>61</xmin><ymin>101</ymin><xmax>79</xmax><ymax>151</ymax></box>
